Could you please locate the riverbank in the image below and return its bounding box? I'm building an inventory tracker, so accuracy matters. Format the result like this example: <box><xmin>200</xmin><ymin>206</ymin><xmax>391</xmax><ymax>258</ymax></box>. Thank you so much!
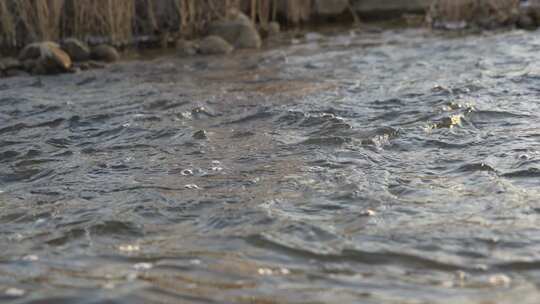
<box><xmin>2</xmin><ymin>0</ymin><xmax>540</xmax><ymax>79</ymax></box>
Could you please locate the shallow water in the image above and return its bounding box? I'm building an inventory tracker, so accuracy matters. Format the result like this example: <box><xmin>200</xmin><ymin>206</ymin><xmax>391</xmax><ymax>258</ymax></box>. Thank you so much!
<box><xmin>2</xmin><ymin>27</ymin><xmax>540</xmax><ymax>303</ymax></box>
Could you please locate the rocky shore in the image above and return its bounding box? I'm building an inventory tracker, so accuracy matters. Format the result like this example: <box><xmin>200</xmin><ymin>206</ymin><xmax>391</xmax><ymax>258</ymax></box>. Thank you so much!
<box><xmin>0</xmin><ymin>8</ymin><xmax>277</xmax><ymax>78</ymax></box>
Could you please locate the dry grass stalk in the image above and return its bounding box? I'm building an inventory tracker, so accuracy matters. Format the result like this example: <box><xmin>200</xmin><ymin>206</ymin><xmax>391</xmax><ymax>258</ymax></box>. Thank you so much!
<box><xmin>0</xmin><ymin>0</ymin><xmax>314</xmax><ymax>50</ymax></box>
<box><xmin>0</xmin><ymin>1</ymin><xmax>16</xmax><ymax>48</ymax></box>
<box><xmin>0</xmin><ymin>0</ymin><xmax>64</xmax><ymax>48</ymax></box>
<box><xmin>63</xmin><ymin>0</ymin><xmax>134</xmax><ymax>45</ymax></box>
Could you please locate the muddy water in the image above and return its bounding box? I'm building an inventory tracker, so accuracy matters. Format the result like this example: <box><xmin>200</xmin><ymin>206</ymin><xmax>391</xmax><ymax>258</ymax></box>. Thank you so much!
<box><xmin>2</xmin><ymin>27</ymin><xmax>540</xmax><ymax>303</ymax></box>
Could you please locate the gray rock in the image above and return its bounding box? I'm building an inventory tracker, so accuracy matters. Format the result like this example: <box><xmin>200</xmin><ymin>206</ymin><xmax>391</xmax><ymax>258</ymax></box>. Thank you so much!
<box><xmin>36</xmin><ymin>46</ymin><xmax>73</xmax><ymax>74</ymax></box>
<box><xmin>19</xmin><ymin>42</ymin><xmax>60</xmax><ymax>61</ymax></box>
<box><xmin>267</xmin><ymin>22</ymin><xmax>281</xmax><ymax>36</ymax></box>
<box><xmin>315</xmin><ymin>0</ymin><xmax>349</xmax><ymax>16</ymax></box>
<box><xmin>62</xmin><ymin>38</ymin><xmax>90</xmax><ymax>62</ymax></box>
<box><xmin>199</xmin><ymin>36</ymin><xmax>234</xmax><ymax>55</ymax></box>
<box><xmin>17</xmin><ymin>42</ymin><xmax>72</xmax><ymax>75</ymax></box>
<box><xmin>0</xmin><ymin>57</ymin><xmax>22</xmax><ymax>71</ymax></box>
<box><xmin>176</xmin><ymin>39</ymin><xmax>198</xmax><ymax>57</ymax></box>
<box><xmin>259</xmin><ymin>22</ymin><xmax>281</xmax><ymax>39</ymax></box>
<box><xmin>91</xmin><ymin>45</ymin><xmax>120</xmax><ymax>62</ymax></box>
<box><xmin>207</xmin><ymin>11</ymin><xmax>262</xmax><ymax>49</ymax></box>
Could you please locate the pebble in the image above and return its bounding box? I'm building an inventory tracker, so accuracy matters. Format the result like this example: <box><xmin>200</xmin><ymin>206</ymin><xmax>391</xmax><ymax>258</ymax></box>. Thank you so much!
<box><xmin>22</xmin><ymin>255</ymin><xmax>39</xmax><ymax>262</ymax></box>
<box><xmin>257</xmin><ymin>267</ymin><xmax>290</xmax><ymax>276</ymax></box>
<box><xmin>279</xmin><ymin>268</ymin><xmax>291</xmax><ymax>275</ymax></box>
<box><xmin>118</xmin><ymin>244</ymin><xmax>140</xmax><ymax>252</ymax></box>
<box><xmin>489</xmin><ymin>274</ymin><xmax>511</xmax><ymax>287</ymax></box>
<box><xmin>133</xmin><ymin>263</ymin><xmax>153</xmax><ymax>270</ymax></box>
<box><xmin>5</xmin><ymin>288</ymin><xmax>25</xmax><ymax>297</ymax></box>
<box><xmin>473</xmin><ymin>264</ymin><xmax>488</xmax><ymax>271</ymax></box>
<box><xmin>207</xmin><ymin>11</ymin><xmax>261</xmax><ymax>49</ymax></box>
<box><xmin>62</xmin><ymin>38</ymin><xmax>90</xmax><ymax>62</ymax></box>
<box><xmin>198</xmin><ymin>36</ymin><xmax>234</xmax><ymax>55</ymax></box>
<box><xmin>258</xmin><ymin>268</ymin><xmax>273</xmax><ymax>275</ymax></box>
<box><xmin>440</xmin><ymin>280</ymin><xmax>454</xmax><ymax>288</ymax></box>
<box><xmin>360</xmin><ymin>209</ymin><xmax>376</xmax><ymax>216</ymax></box>
<box><xmin>91</xmin><ymin>44</ymin><xmax>120</xmax><ymax>62</ymax></box>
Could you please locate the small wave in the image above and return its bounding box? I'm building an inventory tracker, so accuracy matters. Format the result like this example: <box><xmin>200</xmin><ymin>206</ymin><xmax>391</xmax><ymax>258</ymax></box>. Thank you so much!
<box><xmin>0</xmin><ymin>168</ymin><xmax>54</xmax><ymax>184</ymax></box>
<box><xmin>502</xmin><ymin>167</ymin><xmax>540</xmax><ymax>178</ymax></box>
<box><xmin>300</xmin><ymin>136</ymin><xmax>352</xmax><ymax>146</ymax></box>
<box><xmin>0</xmin><ymin>150</ymin><xmax>19</xmax><ymax>162</ymax></box>
<box><xmin>224</xmin><ymin>109</ymin><xmax>275</xmax><ymax>125</ymax></box>
<box><xmin>469</xmin><ymin>110</ymin><xmax>531</xmax><ymax>124</ymax></box>
<box><xmin>422</xmin><ymin>139</ymin><xmax>476</xmax><ymax>149</ymax></box>
<box><xmin>0</xmin><ymin>123</ymin><xmax>28</xmax><ymax>135</ymax></box>
<box><xmin>456</xmin><ymin>163</ymin><xmax>497</xmax><ymax>173</ymax></box>
<box><xmin>143</xmin><ymin>99</ymin><xmax>190</xmax><ymax>111</ymax></box>
<box><xmin>247</xmin><ymin>234</ymin><xmax>466</xmax><ymax>271</ymax></box>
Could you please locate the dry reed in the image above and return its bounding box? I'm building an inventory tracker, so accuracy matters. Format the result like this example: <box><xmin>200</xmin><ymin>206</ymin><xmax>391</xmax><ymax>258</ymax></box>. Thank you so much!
<box><xmin>0</xmin><ymin>0</ymin><xmax>316</xmax><ymax>51</ymax></box>
<box><xmin>62</xmin><ymin>0</ymin><xmax>134</xmax><ymax>46</ymax></box>
<box><xmin>428</xmin><ymin>0</ymin><xmax>520</xmax><ymax>28</ymax></box>
<box><xmin>0</xmin><ymin>0</ymin><xmax>64</xmax><ymax>49</ymax></box>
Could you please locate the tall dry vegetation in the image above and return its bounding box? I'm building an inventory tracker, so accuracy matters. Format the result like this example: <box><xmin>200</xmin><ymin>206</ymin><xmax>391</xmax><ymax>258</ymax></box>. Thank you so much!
<box><xmin>0</xmin><ymin>0</ymin><xmax>316</xmax><ymax>50</ymax></box>
<box><xmin>0</xmin><ymin>1</ymin><xmax>15</xmax><ymax>48</ymax></box>
<box><xmin>0</xmin><ymin>0</ymin><xmax>64</xmax><ymax>48</ymax></box>
<box><xmin>62</xmin><ymin>0</ymin><xmax>134</xmax><ymax>45</ymax></box>
<box><xmin>428</xmin><ymin>0</ymin><xmax>520</xmax><ymax>28</ymax></box>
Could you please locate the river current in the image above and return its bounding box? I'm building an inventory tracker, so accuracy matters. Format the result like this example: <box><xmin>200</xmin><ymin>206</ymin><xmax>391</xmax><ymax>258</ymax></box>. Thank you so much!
<box><xmin>2</xmin><ymin>27</ymin><xmax>540</xmax><ymax>303</ymax></box>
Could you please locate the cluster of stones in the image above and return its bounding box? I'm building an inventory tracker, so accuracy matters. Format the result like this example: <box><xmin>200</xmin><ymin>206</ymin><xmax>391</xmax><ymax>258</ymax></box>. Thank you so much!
<box><xmin>0</xmin><ymin>10</ymin><xmax>272</xmax><ymax>77</ymax></box>
<box><xmin>0</xmin><ymin>40</ymin><xmax>119</xmax><ymax>77</ymax></box>
<box><xmin>176</xmin><ymin>10</ymin><xmax>280</xmax><ymax>57</ymax></box>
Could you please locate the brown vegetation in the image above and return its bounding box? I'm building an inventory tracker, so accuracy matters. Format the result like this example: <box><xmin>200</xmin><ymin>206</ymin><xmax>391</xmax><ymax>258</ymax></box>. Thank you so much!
<box><xmin>0</xmin><ymin>0</ymin><xmax>318</xmax><ymax>51</ymax></box>
<box><xmin>0</xmin><ymin>0</ymin><xmax>64</xmax><ymax>49</ymax></box>
<box><xmin>62</xmin><ymin>0</ymin><xmax>134</xmax><ymax>45</ymax></box>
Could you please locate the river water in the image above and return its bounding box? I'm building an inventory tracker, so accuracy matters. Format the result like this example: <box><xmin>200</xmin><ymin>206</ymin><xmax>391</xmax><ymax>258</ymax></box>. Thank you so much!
<box><xmin>2</xmin><ymin>26</ymin><xmax>540</xmax><ymax>303</ymax></box>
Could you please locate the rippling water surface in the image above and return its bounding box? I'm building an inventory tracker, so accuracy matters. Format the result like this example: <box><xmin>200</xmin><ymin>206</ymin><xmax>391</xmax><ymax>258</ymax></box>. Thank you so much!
<box><xmin>2</xmin><ymin>27</ymin><xmax>540</xmax><ymax>303</ymax></box>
